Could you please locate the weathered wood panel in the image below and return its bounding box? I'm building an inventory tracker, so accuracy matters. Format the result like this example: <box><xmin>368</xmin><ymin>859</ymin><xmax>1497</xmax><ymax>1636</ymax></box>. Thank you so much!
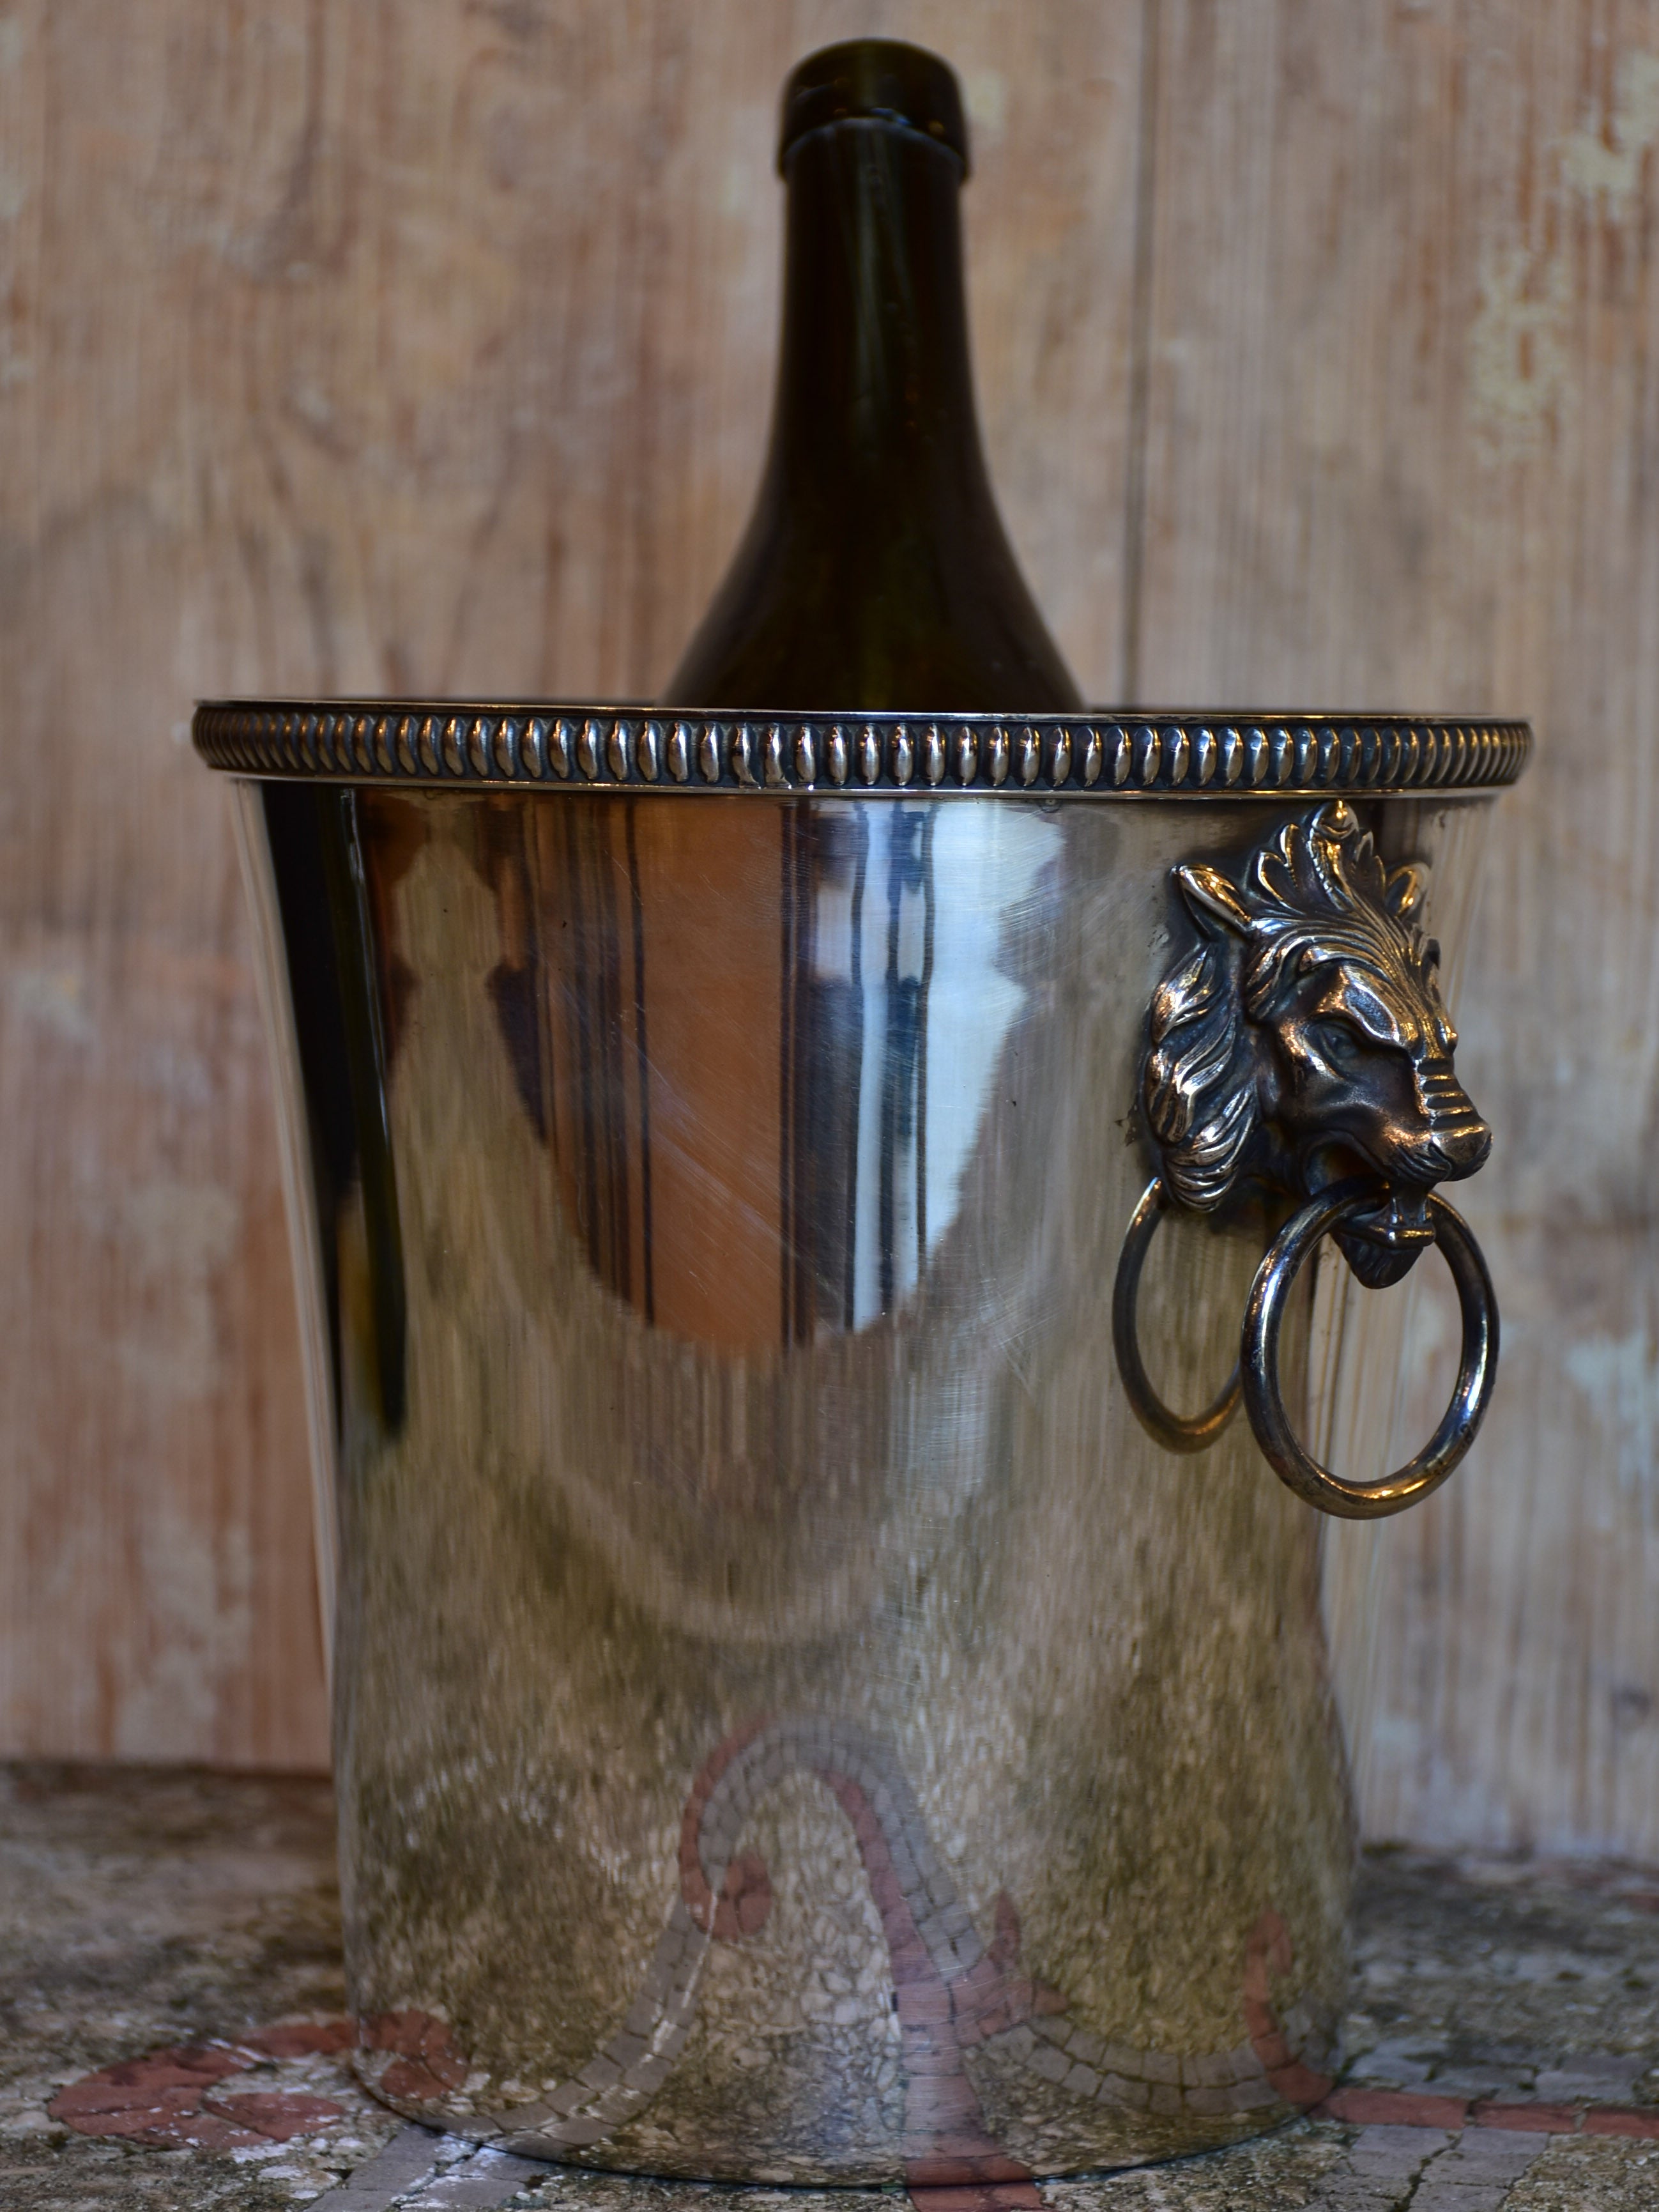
<box><xmin>0</xmin><ymin>1</ymin><xmax>1143</xmax><ymax>1769</ymax></box>
<box><xmin>1137</xmin><ymin>0</ymin><xmax>1659</xmax><ymax>1854</ymax></box>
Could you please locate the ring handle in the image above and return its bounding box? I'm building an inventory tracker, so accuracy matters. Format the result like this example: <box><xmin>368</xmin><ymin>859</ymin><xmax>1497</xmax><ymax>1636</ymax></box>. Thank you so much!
<box><xmin>1242</xmin><ymin>1178</ymin><xmax>1499</xmax><ymax>1519</ymax></box>
<box><xmin>1112</xmin><ymin>1178</ymin><xmax>1243</xmax><ymax>1452</ymax></box>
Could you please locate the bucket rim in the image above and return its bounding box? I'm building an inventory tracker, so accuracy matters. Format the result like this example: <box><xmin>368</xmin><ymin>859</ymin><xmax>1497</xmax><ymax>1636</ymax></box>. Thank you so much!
<box><xmin>192</xmin><ymin>701</ymin><xmax>1531</xmax><ymax>798</ymax></box>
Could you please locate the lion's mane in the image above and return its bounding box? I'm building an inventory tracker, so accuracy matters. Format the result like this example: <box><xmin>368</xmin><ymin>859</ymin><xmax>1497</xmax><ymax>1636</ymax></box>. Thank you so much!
<box><xmin>1143</xmin><ymin>938</ymin><xmax>1258</xmax><ymax>1212</ymax></box>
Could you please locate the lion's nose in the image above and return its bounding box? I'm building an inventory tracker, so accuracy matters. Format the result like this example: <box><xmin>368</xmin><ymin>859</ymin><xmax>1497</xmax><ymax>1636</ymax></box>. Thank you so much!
<box><xmin>1415</xmin><ymin>1064</ymin><xmax>1492</xmax><ymax>1179</ymax></box>
<box><xmin>1435</xmin><ymin>1119</ymin><xmax>1493</xmax><ymax>1176</ymax></box>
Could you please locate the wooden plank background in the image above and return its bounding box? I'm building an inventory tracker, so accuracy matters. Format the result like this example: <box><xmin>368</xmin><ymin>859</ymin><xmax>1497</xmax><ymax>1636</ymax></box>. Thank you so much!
<box><xmin>1</xmin><ymin>0</ymin><xmax>1655</xmax><ymax>1859</ymax></box>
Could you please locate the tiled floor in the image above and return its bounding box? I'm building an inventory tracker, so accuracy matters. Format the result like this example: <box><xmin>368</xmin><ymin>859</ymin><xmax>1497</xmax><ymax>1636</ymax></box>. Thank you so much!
<box><xmin>1</xmin><ymin>1765</ymin><xmax>1654</xmax><ymax>2210</ymax></box>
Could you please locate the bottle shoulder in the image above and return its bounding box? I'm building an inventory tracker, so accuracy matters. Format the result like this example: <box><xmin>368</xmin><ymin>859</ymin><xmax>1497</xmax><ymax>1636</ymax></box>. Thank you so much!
<box><xmin>660</xmin><ymin>477</ymin><xmax>1082</xmax><ymax>712</ymax></box>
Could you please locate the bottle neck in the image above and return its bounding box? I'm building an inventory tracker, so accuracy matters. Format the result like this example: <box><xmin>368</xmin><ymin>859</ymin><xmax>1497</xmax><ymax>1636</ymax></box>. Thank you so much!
<box><xmin>658</xmin><ymin>107</ymin><xmax>1081</xmax><ymax>709</ymax></box>
<box><xmin>761</xmin><ymin>119</ymin><xmax>990</xmax><ymax>516</ymax></box>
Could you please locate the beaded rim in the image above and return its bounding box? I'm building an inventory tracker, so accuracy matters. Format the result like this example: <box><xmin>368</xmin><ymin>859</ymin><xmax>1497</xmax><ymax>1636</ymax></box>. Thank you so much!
<box><xmin>192</xmin><ymin>702</ymin><xmax>1531</xmax><ymax>797</ymax></box>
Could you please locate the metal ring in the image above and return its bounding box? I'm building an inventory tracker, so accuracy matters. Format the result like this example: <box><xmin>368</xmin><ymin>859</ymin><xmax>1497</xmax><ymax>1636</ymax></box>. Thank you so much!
<box><xmin>1241</xmin><ymin>1178</ymin><xmax>1499</xmax><ymax>1519</ymax></box>
<box><xmin>1112</xmin><ymin>1177</ymin><xmax>1243</xmax><ymax>1453</ymax></box>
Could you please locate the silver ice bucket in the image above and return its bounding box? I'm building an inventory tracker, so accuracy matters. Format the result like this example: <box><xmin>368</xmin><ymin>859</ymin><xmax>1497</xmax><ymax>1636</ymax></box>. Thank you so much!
<box><xmin>200</xmin><ymin>701</ymin><xmax>1527</xmax><ymax>2185</ymax></box>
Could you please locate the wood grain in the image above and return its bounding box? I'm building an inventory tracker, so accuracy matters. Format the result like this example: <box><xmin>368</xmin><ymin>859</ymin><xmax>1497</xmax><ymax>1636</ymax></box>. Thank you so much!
<box><xmin>1</xmin><ymin>0</ymin><xmax>1655</xmax><ymax>1859</ymax></box>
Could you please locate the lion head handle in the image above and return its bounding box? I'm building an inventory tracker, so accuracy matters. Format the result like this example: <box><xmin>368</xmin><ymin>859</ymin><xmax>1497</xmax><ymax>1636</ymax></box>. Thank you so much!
<box><xmin>1142</xmin><ymin>801</ymin><xmax>1490</xmax><ymax>1288</ymax></box>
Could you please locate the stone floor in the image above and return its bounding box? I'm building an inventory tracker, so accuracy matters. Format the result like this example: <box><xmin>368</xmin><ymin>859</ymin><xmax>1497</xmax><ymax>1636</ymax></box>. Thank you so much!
<box><xmin>1</xmin><ymin>1763</ymin><xmax>1655</xmax><ymax>2211</ymax></box>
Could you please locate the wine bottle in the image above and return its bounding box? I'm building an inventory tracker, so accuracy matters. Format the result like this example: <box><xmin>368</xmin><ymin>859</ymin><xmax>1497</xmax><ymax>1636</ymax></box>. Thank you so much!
<box><xmin>661</xmin><ymin>38</ymin><xmax>1081</xmax><ymax>711</ymax></box>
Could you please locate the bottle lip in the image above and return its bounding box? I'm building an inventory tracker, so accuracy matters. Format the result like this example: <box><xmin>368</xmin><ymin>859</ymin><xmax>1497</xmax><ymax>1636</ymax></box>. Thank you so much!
<box><xmin>190</xmin><ymin>703</ymin><xmax>1533</xmax><ymax>799</ymax></box>
<box><xmin>778</xmin><ymin>39</ymin><xmax>970</xmax><ymax>176</ymax></box>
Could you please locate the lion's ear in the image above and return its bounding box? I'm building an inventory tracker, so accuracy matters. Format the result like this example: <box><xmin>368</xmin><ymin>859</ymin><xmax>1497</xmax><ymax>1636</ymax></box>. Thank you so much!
<box><xmin>1176</xmin><ymin>863</ymin><xmax>1253</xmax><ymax>938</ymax></box>
<box><xmin>1382</xmin><ymin>863</ymin><xmax>1426</xmax><ymax>921</ymax></box>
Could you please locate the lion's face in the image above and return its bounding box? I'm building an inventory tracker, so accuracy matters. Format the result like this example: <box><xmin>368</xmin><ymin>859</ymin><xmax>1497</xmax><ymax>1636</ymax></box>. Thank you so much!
<box><xmin>1142</xmin><ymin>802</ymin><xmax>1490</xmax><ymax>1287</ymax></box>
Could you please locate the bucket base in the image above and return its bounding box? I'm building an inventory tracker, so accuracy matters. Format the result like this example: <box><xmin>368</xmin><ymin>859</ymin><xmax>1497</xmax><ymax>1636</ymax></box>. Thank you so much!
<box><xmin>348</xmin><ymin>1719</ymin><xmax>1334</xmax><ymax>2186</ymax></box>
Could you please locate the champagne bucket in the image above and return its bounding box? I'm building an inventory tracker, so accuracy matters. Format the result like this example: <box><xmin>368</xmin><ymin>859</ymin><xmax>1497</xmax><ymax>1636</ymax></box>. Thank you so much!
<box><xmin>199</xmin><ymin>702</ymin><xmax>1527</xmax><ymax>2185</ymax></box>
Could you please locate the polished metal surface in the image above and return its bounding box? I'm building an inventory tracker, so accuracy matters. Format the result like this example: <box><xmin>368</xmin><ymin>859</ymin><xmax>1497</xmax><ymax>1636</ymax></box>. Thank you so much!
<box><xmin>194</xmin><ymin>701</ymin><xmax>1532</xmax><ymax>798</ymax></box>
<box><xmin>233</xmin><ymin>769</ymin><xmax>1508</xmax><ymax>2183</ymax></box>
<box><xmin>1115</xmin><ymin>803</ymin><xmax>1499</xmax><ymax>1515</ymax></box>
<box><xmin>1241</xmin><ymin>1180</ymin><xmax>1498</xmax><ymax>1519</ymax></box>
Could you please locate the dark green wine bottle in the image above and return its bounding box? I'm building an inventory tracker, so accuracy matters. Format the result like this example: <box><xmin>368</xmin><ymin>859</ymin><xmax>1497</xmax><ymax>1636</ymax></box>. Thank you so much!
<box><xmin>660</xmin><ymin>38</ymin><xmax>1082</xmax><ymax>712</ymax></box>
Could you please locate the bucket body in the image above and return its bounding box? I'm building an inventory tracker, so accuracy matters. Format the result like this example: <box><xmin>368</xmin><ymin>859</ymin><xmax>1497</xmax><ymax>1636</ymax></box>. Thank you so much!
<box><xmin>215</xmin><ymin>705</ymin><xmax>1520</xmax><ymax>2183</ymax></box>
